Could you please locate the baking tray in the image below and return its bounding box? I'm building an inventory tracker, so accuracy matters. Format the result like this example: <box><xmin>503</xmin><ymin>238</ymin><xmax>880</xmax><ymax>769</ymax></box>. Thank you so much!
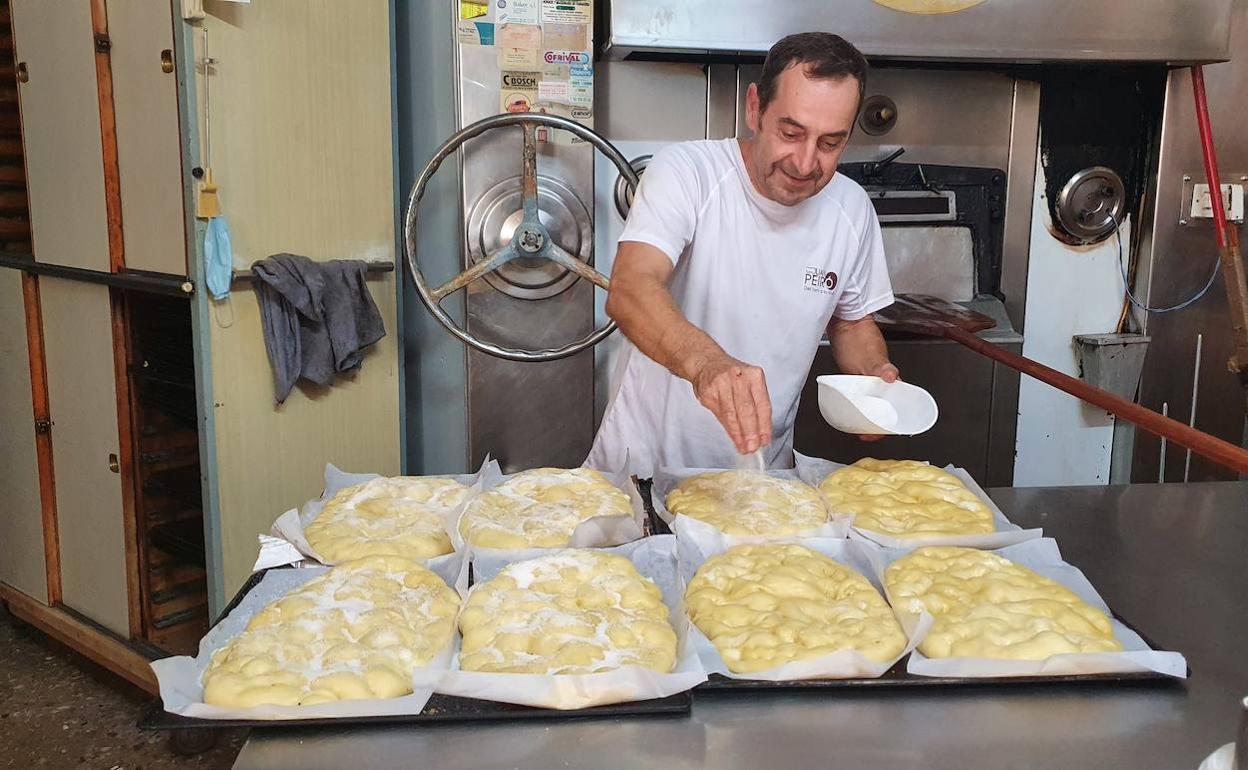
<box><xmin>634</xmin><ymin>478</ymin><xmax>1188</xmax><ymax>693</ymax></box>
<box><xmin>638</xmin><ymin>479</ymin><xmax>673</xmax><ymax>535</ymax></box>
<box><xmin>139</xmin><ymin>568</ymin><xmax>691</xmax><ymax>732</ymax></box>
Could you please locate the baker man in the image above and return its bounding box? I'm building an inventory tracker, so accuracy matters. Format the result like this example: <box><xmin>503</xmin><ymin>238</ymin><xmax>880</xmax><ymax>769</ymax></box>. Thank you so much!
<box><xmin>587</xmin><ymin>32</ymin><xmax>897</xmax><ymax>477</ymax></box>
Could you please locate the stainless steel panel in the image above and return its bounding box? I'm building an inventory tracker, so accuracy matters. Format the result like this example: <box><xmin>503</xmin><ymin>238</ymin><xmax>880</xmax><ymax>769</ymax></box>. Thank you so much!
<box><xmin>237</xmin><ymin>481</ymin><xmax>1248</xmax><ymax>770</ymax></box>
<box><xmin>735</xmin><ymin>66</ymin><xmax>1016</xmax><ymax>170</ymax></box>
<box><xmin>603</xmin><ymin>0</ymin><xmax>1232</xmax><ymax>64</ymax></box>
<box><xmin>598</xmin><ymin>61</ymin><xmax>709</xmax><ymax>141</ymax></box>
<box><xmin>457</xmin><ymin>30</ymin><xmax>597</xmax><ymax>471</ymax></box>
<box><xmin>399</xmin><ymin>0</ymin><xmax>469</xmax><ymax>474</ymax></box>
<box><xmin>705</xmin><ymin>64</ymin><xmax>737</xmax><ymax>140</ymax></box>
<box><xmin>1001</xmin><ymin>79</ymin><xmax>1040</xmax><ymax>332</ymax></box>
<box><xmin>1131</xmin><ymin>2</ymin><xmax>1248</xmax><ymax>482</ymax></box>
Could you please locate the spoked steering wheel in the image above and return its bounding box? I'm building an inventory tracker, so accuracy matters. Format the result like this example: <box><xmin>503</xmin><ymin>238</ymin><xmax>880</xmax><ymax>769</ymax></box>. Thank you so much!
<box><xmin>403</xmin><ymin>112</ymin><xmax>640</xmax><ymax>362</ymax></box>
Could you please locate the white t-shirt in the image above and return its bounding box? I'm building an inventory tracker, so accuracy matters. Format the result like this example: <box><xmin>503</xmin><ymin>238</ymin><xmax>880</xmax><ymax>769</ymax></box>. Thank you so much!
<box><xmin>586</xmin><ymin>138</ymin><xmax>893</xmax><ymax>477</ymax></box>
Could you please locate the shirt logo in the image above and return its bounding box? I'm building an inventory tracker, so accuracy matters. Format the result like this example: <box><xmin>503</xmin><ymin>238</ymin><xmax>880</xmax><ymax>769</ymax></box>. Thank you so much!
<box><xmin>803</xmin><ymin>266</ymin><xmax>839</xmax><ymax>293</ymax></box>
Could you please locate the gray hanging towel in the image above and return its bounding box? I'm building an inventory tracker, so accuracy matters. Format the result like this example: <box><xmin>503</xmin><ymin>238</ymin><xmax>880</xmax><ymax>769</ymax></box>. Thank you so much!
<box><xmin>251</xmin><ymin>253</ymin><xmax>386</xmax><ymax>403</ymax></box>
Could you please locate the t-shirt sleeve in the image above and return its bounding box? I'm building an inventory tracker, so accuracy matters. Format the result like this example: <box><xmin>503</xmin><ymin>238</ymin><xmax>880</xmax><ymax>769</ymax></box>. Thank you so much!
<box><xmin>617</xmin><ymin>146</ymin><xmax>700</xmax><ymax>265</ymax></box>
<box><xmin>833</xmin><ymin>200</ymin><xmax>895</xmax><ymax>321</ymax></box>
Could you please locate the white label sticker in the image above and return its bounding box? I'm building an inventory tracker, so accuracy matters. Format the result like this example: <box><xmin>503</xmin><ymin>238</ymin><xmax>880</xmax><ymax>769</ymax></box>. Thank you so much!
<box><xmin>501</xmin><ymin>70</ymin><xmax>540</xmax><ymax>113</ymax></box>
<box><xmin>538</xmin><ymin>80</ymin><xmax>571</xmax><ymax>103</ymax></box>
<box><xmin>496</xmin><ymin>0</ymin><xmax>540</xmax><ymax>25</ymax></box>
<box><xmin>541</xmin><ymin>0</ymin><xmax>591</xmax><ymax>25</ymax></box>
<box><xmin>542</xmin><ymin>22</ymin><xmax>588</xmax><ymax>51</ymax></box>
<box><xmin>499</xmin><ymin>47</ymin><xmax>539</xmax><ymax>68</ymax></box>
<box><xmin>536</xmin><ymin>103</ymin><xmax>593</xmax><ymax>146</ymax></box>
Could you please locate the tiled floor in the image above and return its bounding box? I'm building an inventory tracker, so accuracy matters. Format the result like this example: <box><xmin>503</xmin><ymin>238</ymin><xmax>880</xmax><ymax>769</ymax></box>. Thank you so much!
<box><xmin>0</xmin><ymin>604</ymin><xmax>243</xmax><ymax>769</ymax></box>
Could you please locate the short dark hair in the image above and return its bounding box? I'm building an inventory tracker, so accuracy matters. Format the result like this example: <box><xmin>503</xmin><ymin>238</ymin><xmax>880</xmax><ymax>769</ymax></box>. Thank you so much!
<box><xmin>757</xmin><ymin>33</ymin><xmax>868</xmax><ymax>113</ymax></box>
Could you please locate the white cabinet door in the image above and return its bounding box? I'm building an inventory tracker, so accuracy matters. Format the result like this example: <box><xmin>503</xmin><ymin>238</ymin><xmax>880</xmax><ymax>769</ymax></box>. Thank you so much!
<box><xmin>11</xmin><ymin>1</ymin><xmax>110</xmax><ymax>271</ymax></box>
<box><xmin>0</xmin><ymin>270</ymin><xmax>46</xmax><ymax>602</ymax></box>
<box><xmin>108</xmin><ymin>0</ymin><xmax>188</xmax><ymax>276</ymax></box>
<box><xmin>40</xmin><ymin>278</ymin><xmax>131</xmax><ymax>635</ymax></box>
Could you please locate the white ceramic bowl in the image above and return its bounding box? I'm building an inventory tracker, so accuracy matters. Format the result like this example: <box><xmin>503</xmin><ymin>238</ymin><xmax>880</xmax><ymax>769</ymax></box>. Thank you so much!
<box><xmin>816</xmin><ymin>375</ymin><xmax>938</xmax><ymax>436</ymax></box>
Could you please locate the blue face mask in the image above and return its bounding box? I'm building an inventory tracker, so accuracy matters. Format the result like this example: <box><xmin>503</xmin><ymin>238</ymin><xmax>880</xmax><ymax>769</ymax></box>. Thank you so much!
<box><xmin>204</xmin><ymin>216</ymin><xmax>233</xmax><ymax>300</ymax></box>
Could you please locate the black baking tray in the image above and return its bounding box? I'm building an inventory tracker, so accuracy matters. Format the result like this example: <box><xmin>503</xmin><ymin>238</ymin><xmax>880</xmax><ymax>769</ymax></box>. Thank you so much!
<box><xmin>139</xmin><ymin>568</ymin><xmax>691</xmax><ymax>732</ymax></box>
<box><xmin>633</xmin><ymin>478</ymin><xmax>1188</xmax><ymax>693</ymax></box>
<box><xmin>637</xmin><ymin>478</ymin><xmax>674</xmax><ymax>536</ymax></box>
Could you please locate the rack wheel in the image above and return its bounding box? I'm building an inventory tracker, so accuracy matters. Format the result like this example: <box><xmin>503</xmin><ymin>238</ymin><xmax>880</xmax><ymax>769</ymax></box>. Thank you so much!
<box><xmin>169</xmin><ymin>727</ymin><xmax>217</xmax><ymax>756</ymax></box>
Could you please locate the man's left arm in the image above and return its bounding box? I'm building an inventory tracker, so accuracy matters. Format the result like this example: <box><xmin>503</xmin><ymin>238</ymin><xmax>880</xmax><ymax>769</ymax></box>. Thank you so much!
<box><xmin>826</xmin><ymin>314</ymin><xmax>899</xmax><ymax>383</ymax></box>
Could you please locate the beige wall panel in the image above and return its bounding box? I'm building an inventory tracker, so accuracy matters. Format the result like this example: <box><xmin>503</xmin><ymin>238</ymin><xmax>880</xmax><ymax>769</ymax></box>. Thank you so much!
<box><xmin>40</xmin><ymin>278</ymin><xmax>130</xmax><ymax>635</ymax></box>
<box><xmin>199</xmin><ymin>0</ymin><xmax>399</xmax><ymax>594</ymax></box>
<box><xmin>11</xmin><ymin>2</ymin><xmax>111</xmax><ymax>271</ymax></box>
<box><xmin>0</xmin><ymin>271</ymin><xmax>47</xmax><ymax>601</ymax></box>
<box><xmin>109</xmin><ymin>0</ymin><xmax>188</xmax><ymax>275</ymax></box>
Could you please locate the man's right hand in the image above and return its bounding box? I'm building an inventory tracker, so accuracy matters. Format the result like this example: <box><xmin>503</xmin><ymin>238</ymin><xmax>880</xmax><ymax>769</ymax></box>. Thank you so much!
<box><xmin>691</xmin><ymin>355</ymin><xmax>773</xmax><ymax>454</ymax></box>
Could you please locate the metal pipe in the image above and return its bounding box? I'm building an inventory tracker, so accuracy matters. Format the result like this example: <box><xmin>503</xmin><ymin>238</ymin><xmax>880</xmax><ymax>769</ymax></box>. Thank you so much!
<box><xmin>0</xmin><ymin>253</ymin><xmax>194</xmax><ymax>297</ymax></box>
<box><xmin>944</xmin><ymin>325</ymin><xmax>1248</xmax><ymax>475</ymax></box>
<box><xmin>1191</xmin><ymin>65</ymin><xmax>1248</xmax><ymax>381</ymax></box>
<box><xmin>1160</xmin><ymin>403</ymin><xmax>1169</xmax><ymax>483</ymax></box>
<box><xmin>1185</xmin><ymin>334</ymin><xmax>1203</xmax><ymax>482</ymax></box>
<box><xmin>1192</xmin><ymin>66</ymin><xmax>1228</xmax><ymax>249</ymax></box>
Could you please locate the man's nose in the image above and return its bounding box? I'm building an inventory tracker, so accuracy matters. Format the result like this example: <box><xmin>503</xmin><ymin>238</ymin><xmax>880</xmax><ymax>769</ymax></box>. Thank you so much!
<box><xmin>792</xmin><ymin>142</ymin><xmax>819</xmax><ymax>178</ymax></box>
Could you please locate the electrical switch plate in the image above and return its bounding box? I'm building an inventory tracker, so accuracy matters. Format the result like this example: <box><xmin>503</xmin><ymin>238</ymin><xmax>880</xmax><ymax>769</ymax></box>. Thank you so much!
<box><xmin>1190</xmin><ymin>182</ymin><xmax>1245</xmax><ymax>222</ymax></box>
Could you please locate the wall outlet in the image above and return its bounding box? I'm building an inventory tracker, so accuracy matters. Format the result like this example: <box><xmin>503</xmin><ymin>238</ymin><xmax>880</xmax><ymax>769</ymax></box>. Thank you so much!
<box><xmin>1190</xmin><ymin>182</ymin><xmax>1245</xmax><ymax>222</ymax></box>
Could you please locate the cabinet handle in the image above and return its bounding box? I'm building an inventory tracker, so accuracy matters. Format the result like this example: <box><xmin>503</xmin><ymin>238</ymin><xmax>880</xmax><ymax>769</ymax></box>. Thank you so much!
<box><xmin>108</xmin><ymin>453</ymin><xmax>119</xmax><ymax>473</ymax></box>
<box><xmin>16</xmin><ymin>62</ymin><xmax>28</xmax><ymax>84</ymax></box>
<box><xmin>160</xmin><ymin>49</ymin><xmax>174</xmax><ymax>74</ymax></box>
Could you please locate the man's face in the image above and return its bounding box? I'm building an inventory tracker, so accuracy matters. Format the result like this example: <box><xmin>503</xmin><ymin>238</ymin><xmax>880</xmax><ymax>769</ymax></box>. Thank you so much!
<box><xmin>743</xmin><ymin>64</ymin><xmax>860</xmax><ymax>206</ymax></box>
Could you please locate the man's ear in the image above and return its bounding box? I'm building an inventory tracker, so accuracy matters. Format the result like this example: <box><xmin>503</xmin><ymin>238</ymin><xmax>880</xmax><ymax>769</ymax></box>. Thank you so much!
<box><xmin>745</xmin><ymin>82</ymin><xmax>761</xmax><ymax>136</ymax></box>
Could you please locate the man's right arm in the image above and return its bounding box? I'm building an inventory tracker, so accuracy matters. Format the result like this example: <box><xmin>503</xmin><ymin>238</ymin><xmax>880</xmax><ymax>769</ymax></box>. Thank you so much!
<box><xmin>605</xmin><ymin>240</ymin><xmax>772</xmax><ymax>455</ymax></box>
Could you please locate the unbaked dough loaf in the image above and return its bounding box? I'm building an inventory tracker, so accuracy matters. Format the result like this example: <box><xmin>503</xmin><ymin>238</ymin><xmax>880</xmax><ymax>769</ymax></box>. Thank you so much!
<box><xmin>685</xmin><ymin>543</ymin><xmax>906</xmax><ymax>673</ymax></box>
<box><xmin>458</xmin><ymin>550</ymin><xmax>677</xmax><ymax>674</ymax></box>
<box><xmin>884</xmin><ymin>546</ymin><xmax>1122</xmax><ymax>659</ymax></box>
<box><xmin>306</xmin><ymin>476</ymin><xmax>471</xmax><ymax>562</ymax></box>
<box><xmin>458</xmin><ymin>468</ymin><xmax>633</xmax><ymax>549</ymax></box>
<box><xmin>665</xmin><ymin>471</ymin><xmax>828</xmax><ymax>536</ymax></box>
<box><xmin>818</xmin><ymin>459</ymin><xmax>994</xmax><ymax>539</ymax></box>
<box><xmin>202</xmin><ymin>556</ymin><xmax>460</xmax><ymax>707</ymax></box>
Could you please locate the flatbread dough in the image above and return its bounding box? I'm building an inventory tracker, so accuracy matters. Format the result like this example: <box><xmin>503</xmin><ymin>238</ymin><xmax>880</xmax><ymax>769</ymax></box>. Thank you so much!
<box><xmin>818</xmin><ymin>459</ymin><xmax>994</xmax><ymax>538</ymax></box>
<box><xmin>884</xmin><ymin>546</ymin><xmax>1122</xmax><ymax>659</ymax></box>
<box><xmin>305</xmin><ymin>476</ymin><xmax>471</xmax><ymax>562</ymax></box>
<box><xmin>458</xmin><ymin>468</ymin><xmax>633</xmax><ymax>549</ymax></box>
<box><xmin>202</xmin><ymin>556</ymin><xmax>460</xmax><ymax>707</ymax></box>
<box><xmin>686</xmin><ymin>543</ymin><xmax>907</xmax><ymax>673</ymax></box>
<box><xmin>665</xmin><ymin>471</ymin><xmax>829</xmax><ymax>536</ymax></box>
<box><xmin>458</xmin><ymin>550</ymin><xmax>678</xmax><ymax>674</ymax></box>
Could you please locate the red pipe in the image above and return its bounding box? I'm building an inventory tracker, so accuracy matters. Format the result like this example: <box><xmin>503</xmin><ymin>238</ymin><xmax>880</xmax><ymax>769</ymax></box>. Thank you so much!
<box><xmin>1191</xmin><ymin>65</ymin><xmax>1230</xmax><ymax>249</ymax></box>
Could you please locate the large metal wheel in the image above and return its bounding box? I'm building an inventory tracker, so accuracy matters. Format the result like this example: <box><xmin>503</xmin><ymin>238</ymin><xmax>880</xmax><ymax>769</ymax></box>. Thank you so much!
<box><xmin>403</xmin><ymin>112</ymin><xmax>640</xmax><ymax>362</ymax></box>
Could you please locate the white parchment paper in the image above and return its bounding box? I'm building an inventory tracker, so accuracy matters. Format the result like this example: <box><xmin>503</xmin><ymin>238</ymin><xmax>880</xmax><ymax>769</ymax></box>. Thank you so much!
<box><xmin>253</xmin><ymin>459</ymin><xmax>496</xmax><ymax>570</ymax></box>
<box><xmin>650</xmin><ymin>465</ymin><xmax>852</xmax><ymax>540</ymax></box>
<box><xmin>862</xmin><ymin>537</ymin><xmax>1188</xmax><ymax>678</ymax></box>
<box><xmin>793</xmin><ymin>452</ymin><xmax>1042</xmax><ymax>549</ymax></box>
<box><xmin>425</xmin><ymin>535</ymin><xmax>707</xmax><ymax>709</ymax></box>
<box><xmin>151</xmin><ymin>552</ymin><xmax>467</xmax><ymax>720</ymax></box>
<box><xmin>676</xmin><ymin>533</ymin><xmax>928</xmax><ymax>680</ymax></box>
<box><xmin>446</xmin><ymin>465</ymin><xmax>647</xmax><ymax>555</ymax></box>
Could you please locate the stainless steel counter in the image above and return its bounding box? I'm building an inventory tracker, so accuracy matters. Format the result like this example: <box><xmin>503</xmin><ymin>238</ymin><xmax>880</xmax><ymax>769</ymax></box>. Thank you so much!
<box><xmin>234</xmin><ymin>482</ymin><xmax>1248</xmax><ymax>770</ymax></box>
